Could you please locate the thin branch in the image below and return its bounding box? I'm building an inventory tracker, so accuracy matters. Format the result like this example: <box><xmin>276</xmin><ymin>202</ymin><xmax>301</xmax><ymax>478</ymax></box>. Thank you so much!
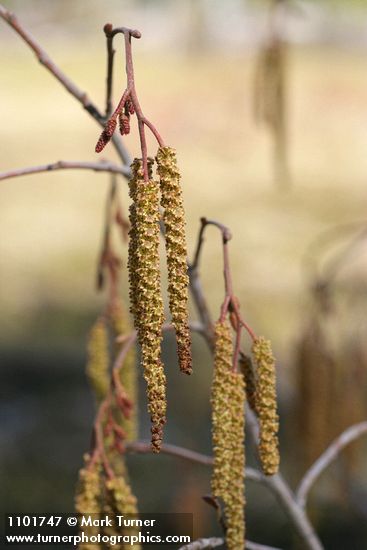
<box><xmin>0</xmin><ymin>4</ymin><xmax>131</xmax><ymax>166</ymax></box>
<box><xmin>178</xmin><ymin>538</ymin><xmax>282</xmax><ymax>550</ymax></box>
<box><xmin>296</xmin><ymin>421</ymin><xmax>367</xmax><ymax>509</ymax></box>
<box><xmin>178</xmin><ymin>538</ymin><xmax>223</xmax><ymax>550</ymax></box>
<box><xmin>104</xmin><ymin>23</ymin><xmax>116</xmax><ymax>117</ymax></box>
<box><xmin>0</xmin><ymin>160</ymin><xmax>130</xmax><ymax>182</ymax></box>
<box><xmin>190</xmin><ymin>217</ymin><xmax>256</xmax><ymax>365</ymax></box>
<box><xmin>124</xmin><ymin>440</ymin><xmax>263</xmax><ymax>484</ymax></box>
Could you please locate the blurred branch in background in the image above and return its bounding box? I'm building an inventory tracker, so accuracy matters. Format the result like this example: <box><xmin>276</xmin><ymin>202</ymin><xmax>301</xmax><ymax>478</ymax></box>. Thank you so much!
<box><xmin>297</xmin><ymin>421</ymin><xmax>367</xmax><ymax>509</ymax></box>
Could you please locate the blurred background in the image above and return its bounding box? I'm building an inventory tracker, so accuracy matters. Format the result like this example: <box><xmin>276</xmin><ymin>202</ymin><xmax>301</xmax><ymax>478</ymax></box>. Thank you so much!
<box><xmin>1</xmin><ymin>0</ymin><xmax>367</xmax><ymax>548</ymax></box>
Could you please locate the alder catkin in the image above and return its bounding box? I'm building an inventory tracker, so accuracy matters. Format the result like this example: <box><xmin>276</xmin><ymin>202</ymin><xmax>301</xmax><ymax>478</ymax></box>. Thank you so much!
<box><xmin>156</xmin><ymin>146</ymin><xmax>192</xmax><ymax>375</ymax></box>
<box><xmin>252</xmin><ymin>337</ymin><xmax>280</xmax><ymax>475</ymax></box>
<box><xmin>211</xmin><ymin>321</ymin><xmax>245</xmax><ymax>550</ymax></box>
<box><xmin>86</xmin><ymin>318</ymin><xmax>110</xmax><ymax>402</ymax></box>
<box><xmin>110</xmin><ymin>300</ymin><xmax>138</xmax><ymax>442</ymax></box>
<box><xmin>226</xmin><ymin>371</ymin><xmax>246</xmax><ymax>550</ymax></box>
<box><xmin>211</xmin><ymin>321</ymin><xmax>233</xmax><ymax>499</ymax></box>
<box><xmin>127</xmin><ymin>158</ymin><xmax>154</xmax><ymax>331</ymax></box>
<box><xmin>128</xmin><ymin>158</ymin><xmax>166</xmax><ymax>453</ymax></box>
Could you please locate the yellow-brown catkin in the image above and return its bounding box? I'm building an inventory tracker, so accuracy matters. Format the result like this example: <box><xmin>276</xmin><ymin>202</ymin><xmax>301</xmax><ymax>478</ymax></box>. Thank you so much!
<box><xmin>156</xmin><ymin>146</ymin><xmax>192</xmax><ymax>375</ymax></box>
<box><xmin>226</xmin><ymin>371</ymin><xmax>246</xmax><ymax>550</ymax></box>
<box><xmin>127</xmin><ymin>158</ymin><xmax>153</xmax><ymax>331</ymax></box>
<box><xmin>75</xmin><ymin>455</ymin><xmax>102</xmax><ymax>549</ymax></box>
<box><xmin>105</xmin><ymin>475</ymin><xmax>141</xmax><ymax>550</ymax></box>
<box><xmin>128</xmin><ymin>158</ymin><xmax>166</xmax><ymax>453</ymax></box>
<box><xmin>110</xmin><ymin>300</ymin><xmax>138</xmax><ymax>442</ymax></box>
<box><xmin>211</xmin><ymin>321</ymin><xmax>245</xmax><ymax>550</ymax></box>
<box><xmin>252</xmin><ymin>337</ymin><xmax>280</xmax><ymax>475</ymax></box>
<box><xmin>86</xmin><ymin>318</ymin><xmax>110</xmax><ymax>402</ymax></box>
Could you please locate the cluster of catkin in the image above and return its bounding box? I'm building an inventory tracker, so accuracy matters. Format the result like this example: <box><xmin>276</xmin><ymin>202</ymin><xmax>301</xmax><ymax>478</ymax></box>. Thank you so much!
<box><xmin>210</xmin><ymin>323</ymin><xmax>280</xmax><ymax>548</ymax></box>
<box><xmin>127</xmin><ymin>147</ymin><xmax>191</xmax><ymax>452</ymax></box>
<box><xmin>75</xmin><ymin>454</ymin><xmax>141</xmax><ymax>550</ymax></box>
<box><xmin>211</xmin><ymin>321</ymin><xmax>246</xmax><ymax>550</ymax></box>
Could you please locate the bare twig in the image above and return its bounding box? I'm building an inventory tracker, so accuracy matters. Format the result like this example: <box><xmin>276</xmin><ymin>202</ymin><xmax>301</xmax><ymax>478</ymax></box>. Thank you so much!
<box><xmin>0</xmin><ymin>4</ymin><xmax>131</xmax><ymax>166</ymax></box>
<box><xmin>190</xmin><ymin>217</ymin><xmax>256</xmax><ymax>374</ymax></box>
<box><xmin>178</xmin><ymin>538</ymin><xmax>223</xmax><ymax>550</ymax></box>
<box><xmin>178</xmin><ymin>538</ymin><xmax>282</xmax><ymax>550</ymax></box>
<box><xmin>296</xmin><ymin>421</ymin><xmax>367</xmax><ymax>509</ymax></box>
<box><xmin>0</xmin><ymin>160</ymin><xmax>130</xmax><ymax>182</ymax></box>
<box><xmin>245</xmin><ymin>542</ymin><xmax>282</xmax><ymax>550</ymax></box>
<box><xmin>104</xmin><ymin>23</ymin><xmax>116</xmax><ymax>117</ymax></box>
<box><xmin>124</xmin><ymin>439</ymin><xmax>262</xmax><ymax>484</ymax></box>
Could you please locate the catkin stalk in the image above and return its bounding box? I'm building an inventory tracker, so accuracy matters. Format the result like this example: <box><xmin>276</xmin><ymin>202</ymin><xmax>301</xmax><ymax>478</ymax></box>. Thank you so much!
<box><xmin>252</xmin><ymin>337</ymin><xmax>280</xmax><ymax>475</ymax></box>
<box><xmin>156</xmin><ymin>146</ymin><xmax>192</xmax><ymax>375</ymax></box>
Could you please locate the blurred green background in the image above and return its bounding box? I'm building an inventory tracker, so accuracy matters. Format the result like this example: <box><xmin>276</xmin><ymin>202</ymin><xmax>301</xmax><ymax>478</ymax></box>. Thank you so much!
<box><xmin>1</xmin><ymin>0</ymin><xmax>367</xmax><ymax>548</ymax></box>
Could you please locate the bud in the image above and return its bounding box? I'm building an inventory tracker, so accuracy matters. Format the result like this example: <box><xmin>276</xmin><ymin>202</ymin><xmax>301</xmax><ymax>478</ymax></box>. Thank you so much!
<box><xmin>119</xmin><ymin>112</ymin><xmax>130</xmax><ymax>136</ymax></box>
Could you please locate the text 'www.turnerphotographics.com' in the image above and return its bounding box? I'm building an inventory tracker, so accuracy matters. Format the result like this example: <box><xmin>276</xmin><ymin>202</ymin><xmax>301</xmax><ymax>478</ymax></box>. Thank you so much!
<box><xmin>4</xmin><ymin>513</ymin><xmax>193</xmax><ymax>546</ymax></box>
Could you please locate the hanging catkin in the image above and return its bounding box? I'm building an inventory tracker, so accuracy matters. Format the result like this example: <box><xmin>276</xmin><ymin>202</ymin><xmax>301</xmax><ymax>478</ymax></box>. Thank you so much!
<box><xmin>226</xmin><ymin>371</ymin><xmax>246</xmax><ymax>550</ymax></box>
<box><xmin>86</xmin><ymin>318</ymin><xmax>110</xmax><ymax>402</ymax></box>
<box><xmin>127</xmin><ymin>157</ymin><xmax>154</xmax><ymax>331</ymax></box>
<box><xmin>128</xmin><ymin>158</ymin><xmax>166</xmax><ymax>453</ymax></box>
<box><xmin>156</xmin><ymin>146</ymin><xmax>192</xmax><ymax>375</ymax></box>
<box><xmin>252</xmin><ymin>337</ymin><xmax>280</xmax><ymax>476</ymax></box>
<box><xmin>211</xmin><ymin>321</ymin><xmax>245</xmax><ymax>550</ymax></box>
<box><xmin>110</xmin><ymin>299</ymin><xmax>138</xmax><ymax>442</ymax></box>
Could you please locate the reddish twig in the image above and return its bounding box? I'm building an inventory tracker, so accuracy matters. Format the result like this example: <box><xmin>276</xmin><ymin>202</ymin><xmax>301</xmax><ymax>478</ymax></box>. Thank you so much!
<box><xmin>0</xmin><ymin>160</ymin><xmax>130</xmax><ymax>182</ymax></box>
<box><xmin>191</xmin><ymin>217</ymin><xmax>256</xmax><ymax>371</ymax></box>
<box><xmin>89</xmin><ymin>395</ymin><xmax>114</xmax><ymax>479</ymax></box>
<box><xmin>104</xmin><ymin>23</ymin><xmax>116</xmax><ymax>117</ymax></box>
<box><xmin>95</xmin><ymin>24</ymin><xmax>165</xmax><ymax>180</ymax></box>
<box><xmin>296</xmin><ymin>421</ymin><xmax>367</xmax><ymax>509</ymax></box>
